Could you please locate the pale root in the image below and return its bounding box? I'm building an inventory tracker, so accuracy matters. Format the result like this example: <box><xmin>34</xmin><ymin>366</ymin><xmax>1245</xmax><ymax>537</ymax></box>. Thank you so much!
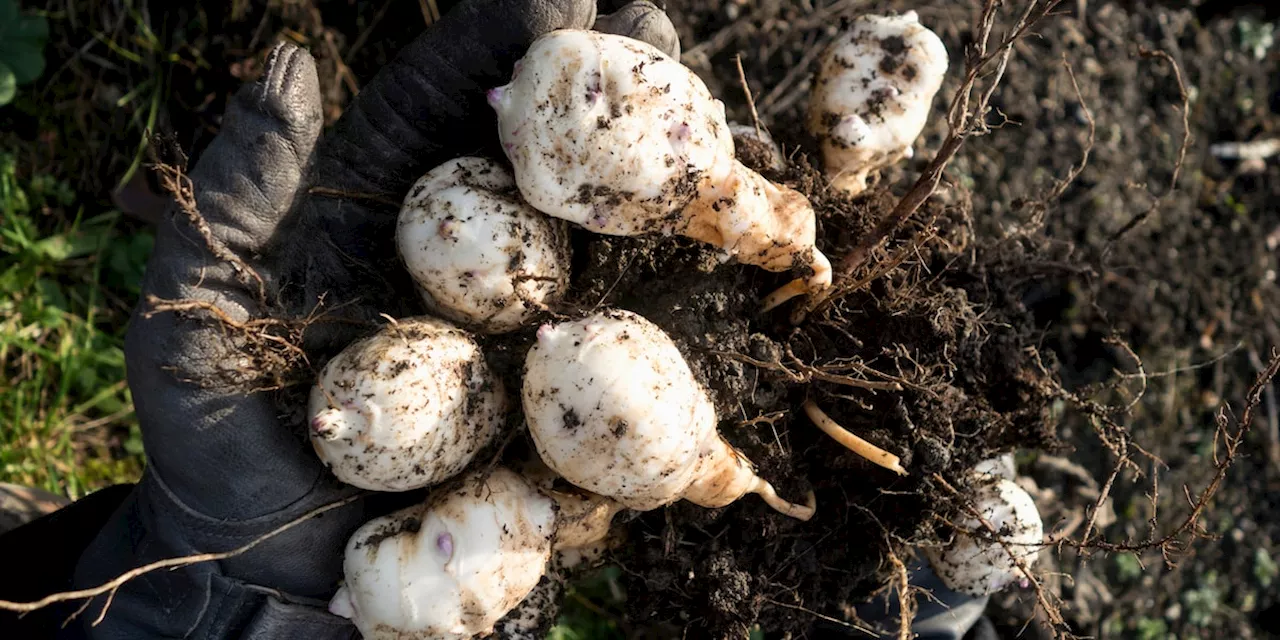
<box><xmin>803</xmin><ymin>400</ymin><xmax>907</xmax><ymax>475</ymax></box>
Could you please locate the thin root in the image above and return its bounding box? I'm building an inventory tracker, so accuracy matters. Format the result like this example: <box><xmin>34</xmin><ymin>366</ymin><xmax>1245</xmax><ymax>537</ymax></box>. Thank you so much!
<box><xmin>763</xmin><ymin>250</ymin><xmax>832</xmax><ymax>314</ymax></box>
<box><xmin>751</xmin><ymin>480</ymin><xmax>817</xmax><ymax>521</ymax></box>
<box><xmin>762</xmin><ymin>278</ymin><xmax>808</xmax><ymax>312</ymax></box>
<box><xmin>803</xmin><ymin>399</ymin><xmax>907</xmax><ymax>476</ymax></box>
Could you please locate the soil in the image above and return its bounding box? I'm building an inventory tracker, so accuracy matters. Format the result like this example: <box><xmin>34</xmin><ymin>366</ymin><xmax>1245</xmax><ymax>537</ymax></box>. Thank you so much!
<box><xmin>11</xmin><ymin>0</ymin><xmax>1280</xmax><ymax>638</ymax></box>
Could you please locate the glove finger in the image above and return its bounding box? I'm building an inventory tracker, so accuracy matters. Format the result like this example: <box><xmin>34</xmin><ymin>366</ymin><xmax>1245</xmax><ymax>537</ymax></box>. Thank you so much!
<box><xmin>594</xmin><ymin>0</ymin><xmax>681</xmax><ymax>58</ymax></box>
<box><xmin>183</xmin><ymin>43</ymin><xmax>323</xmax><ymax>257</ymax></box>
<box><xmin>127</xmin><ymin>43</ymin><xmax>335</xmax><ymax>520</ymax></box>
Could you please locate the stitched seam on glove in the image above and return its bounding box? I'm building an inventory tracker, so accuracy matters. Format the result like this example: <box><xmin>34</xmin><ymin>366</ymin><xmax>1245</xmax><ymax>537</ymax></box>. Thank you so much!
<box><xmin>140</xmin><ymin>465</ymin><xmax>360</xmax><ymax>541</ymax></box>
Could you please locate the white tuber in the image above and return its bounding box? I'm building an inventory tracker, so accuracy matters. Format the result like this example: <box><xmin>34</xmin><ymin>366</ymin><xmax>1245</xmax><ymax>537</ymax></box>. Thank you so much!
<box><xmin>308</xmin><ymin>317</ymin><xmax>506</xmax><ymax>492</ymax></box>
<box><xmin>489</xmin><ymin>30</ymin><xmax>831</xmax><ymax>311</ymax></box>
<box><xmin>807</xmin><ymin>11</ymin><xmax>948</xmax><ymax>195</ymax></box>
<box><xmin>926</xmin><ymin>462</ymin><xmax>1045</xmax><ymax>596</ymax></box>
<box><xmin>522</xmin><ymin>309</ymin><xmax>815</xmax><ymax>520</ymax></box>
<box><xmin>492</xmin><ymin>577</ymin><xmax>562</xmax><ymax>640</ymax></box>
<box><xmin>397</xmin><ymin>156</ymin><xmax>571</xmax><ymax>334</ymax></box>
<box><xmin>328</xmin><ymin>468</ymin><xmax>556</xmax><ymax>639</ymax></box>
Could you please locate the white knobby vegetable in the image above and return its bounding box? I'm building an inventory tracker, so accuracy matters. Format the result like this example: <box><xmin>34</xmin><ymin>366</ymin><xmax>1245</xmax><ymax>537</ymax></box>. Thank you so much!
<box><xmin>397</xmin><ymin>156</ymin><xmax>571</xmax><ymax>334</ymax></box>
<box><xmin>489</xmin><ymin>29</ymin><xmax>831</xmax><ymax>311</ymax></box>
<box><xmin>328</xmin><ymin>468</ymin><xmax>556</xmax><ymax>639</ymax></box>
<box><xmin>926</xmin><ymin>463</ymin><xmax>1044</xmax><ymax>596</ymax></box>
<box><xmin>308</xmin><ymin>317</ymin><xmax>506</xmax><ymax>492</ymax></box>
<box><xmin>522</xmin><ymin>309</ymin><xmax>815</xmax><ymax>520</ymax></box>
<box><xmin>807</xmin><ymin>11</ymin><xmax>948</xmax><ymax>195</ymax></box>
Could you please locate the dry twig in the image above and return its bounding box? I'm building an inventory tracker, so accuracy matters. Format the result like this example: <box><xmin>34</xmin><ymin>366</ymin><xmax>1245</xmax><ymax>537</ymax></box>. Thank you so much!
<box><xmin>155</xmin><ymin>163</ymin><xmax>268</xmax><ymax>307</ymax></box>
<box><xmin>1072</xmin><ymin>349</ymin><xmax>1280</xmax><ymax>562</ymax></box>
<box><xmin>734</xmin><ymin>54</ymin><xmax>763</xmax><ymax>137</ymax></box>
<box><xmin>1104</xmin><ymin>46</ymin><xmax>1191</xmax><ymax>248</ymax></box>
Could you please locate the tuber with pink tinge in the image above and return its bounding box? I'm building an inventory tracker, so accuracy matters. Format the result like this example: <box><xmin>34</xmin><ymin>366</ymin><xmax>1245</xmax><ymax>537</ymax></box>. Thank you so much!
<box><xmin>489</xmin><ymin>29</ymin><xmax>831</xmax><ymax>311</ymax></box>
<box><xmin>328</xmin><ymin>467</ymin><xmax>620</xmax><ymax>639</ymax></box>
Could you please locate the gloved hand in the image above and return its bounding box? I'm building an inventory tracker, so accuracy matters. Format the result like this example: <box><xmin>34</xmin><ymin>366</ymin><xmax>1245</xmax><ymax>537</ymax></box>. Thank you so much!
<box><xmin>66</xmin><ymin>2</ymin><xmax>678</xmax><ymax>638</ymax></box>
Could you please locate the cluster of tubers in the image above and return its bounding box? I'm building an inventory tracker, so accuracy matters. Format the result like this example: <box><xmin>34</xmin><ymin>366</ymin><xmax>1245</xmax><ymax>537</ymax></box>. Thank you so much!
<box><xmin>307</xmin><ymin>14</ymin><xmax>1042</xmax><ymax>638</ymax></box>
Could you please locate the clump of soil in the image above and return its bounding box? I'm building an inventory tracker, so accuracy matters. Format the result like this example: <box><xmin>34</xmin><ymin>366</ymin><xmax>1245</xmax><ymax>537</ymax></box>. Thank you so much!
<box><xmin>521</xmin><ymin>144</ymin><xmax>1062</xmax><ymax>636</ymax></box>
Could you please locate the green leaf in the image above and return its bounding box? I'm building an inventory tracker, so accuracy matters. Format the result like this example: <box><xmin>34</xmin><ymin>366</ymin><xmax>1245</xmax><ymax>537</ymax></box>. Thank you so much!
<box><xmin>0</xmin><ymin>0</ymin><xmax>50</xmax><ymax>85</ymax></box>
<box><xmin>33</xmin><ymin>230</ymin><xmax>104</xmax><ymax>261</ymax></box>
<box><xmin>0</xmin><ymin>62</ymin><xmax>14</xmax><ymax>106</ymax></box>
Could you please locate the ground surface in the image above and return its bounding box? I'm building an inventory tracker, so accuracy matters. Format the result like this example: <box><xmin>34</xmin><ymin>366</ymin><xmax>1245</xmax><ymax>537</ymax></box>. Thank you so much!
<box><xmin>2</xmin><ymin>0</ymin><xmax>1279</xmax><ymax>638</ymax></box>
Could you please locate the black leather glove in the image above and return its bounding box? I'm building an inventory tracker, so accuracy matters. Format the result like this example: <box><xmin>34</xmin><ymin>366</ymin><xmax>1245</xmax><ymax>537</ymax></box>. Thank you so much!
<box><xmin>65</xmin><ymin>2</ymin><xmax>678</xmax><ymax>638</ymax></box>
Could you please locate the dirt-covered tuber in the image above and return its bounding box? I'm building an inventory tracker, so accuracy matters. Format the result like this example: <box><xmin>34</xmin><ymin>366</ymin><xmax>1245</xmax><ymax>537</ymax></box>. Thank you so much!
<box><xmin>328</xmin><ymin>468</ymin><xmax>556</xmax><ymax>639</ymax></box>
<box><xmin>308</xmin><ymin>317</ymin><xmax>506</xmax><ymax>492</ymax></box>
<box><xmin>397</xmin><ymin>157</ymin><xmax>571</xmax><ymax>334</ymax></box>
<box><xmin>926</xmin><ymin>462</ymin><xmax>1044</xmax><ymax>596</ymax></box>
<box><xmin>807</xmin><ymin>11</ymin><xmax>948</xmax><ymax>195</ymax></box>
<box><xmin>489</xmin><ymin>29</ymin><xmax>831</xmax><ymax>311</ymax></box>
<box><xmin>522</xmin><ymin>309</ymin><xmax>815</xmax><ymax>520</ymax></box>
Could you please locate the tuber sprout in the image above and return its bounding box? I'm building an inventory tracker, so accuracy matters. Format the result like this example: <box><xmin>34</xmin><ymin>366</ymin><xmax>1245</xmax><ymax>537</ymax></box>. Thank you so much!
<box><xmin>807</xmin><ymin>11</ymin><xmax>948</xmax><ymax>195</ymax></box>
<box><xmin>397</xmin><ymin>156</ymin><xmax>571</xmax><ymax>334</ymax></box>
<box><xmin>308</xmin><ymin>317</ymin><xmax>506</xmax><ymax>492</ymax></box>
<box><xmin>926</xmin><ymin>462</ymin><xmax>1044</xmax><ymax>596</ymax></box>
<box><xmin>522</xmin><ymin>309</ymin><xmax>815</xmax><ymax>520</ymax></box>
<box><xmin>329</xmin><ymin>468</ymin><xmax>557</xmax><ymax>639</ymax></box>
<box><xmin>803</xmin><ymin>399</ymin><xmax>907</xmax><ymax>475</ymax></box>
<box><xmin>489</xmin><ymin>30</ymin><xmax>831</xmax><ymax>311</ymax></box>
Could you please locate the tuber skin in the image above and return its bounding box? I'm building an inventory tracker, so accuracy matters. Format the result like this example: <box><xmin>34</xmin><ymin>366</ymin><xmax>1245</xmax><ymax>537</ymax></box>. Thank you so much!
<box><xmin>522</xmin><ymin>309</ymin><xmax>815</xmax><ymax>520</ymax></box>
<box><xmin>489</xmin><ymin>29</ymin><xmax>831</xmax><ymax>311</ymax></box>
<box><xmin>926</xmin><ymin>461</ymin><xmax>1044</xmax><ymax>596</ymax></box>
<box><xmin>807</xmin><ymin>11</ymin><xmax>948</xmax><ymax>196</ymax></box>
<box><xmin>308</xmin><ymin>317</ymin><xmax>506</xmax><ymax>492</ymax></box>
<box><xmin>397</xmin><ymin>156</ymin><xmax>571</xmax><ymax>334</ymax></box>
<box><xmin>329</xmin><ymin>467</ymin><xmax>620</xmax><ymax>639</ymax></box>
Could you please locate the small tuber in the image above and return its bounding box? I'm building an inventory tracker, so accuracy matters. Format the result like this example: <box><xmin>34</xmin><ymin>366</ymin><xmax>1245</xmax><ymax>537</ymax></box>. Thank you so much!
<box><xmin>522</xmin><ymin>309</ymin><xmax>815</xmax><ymax>520</ymax></box>
<box><xmin>807</xmin><ymin>11</ymin><xmax>948</xmax><ymax>195</ymax></box>
<box><xmin>397</xmin><ymin>157</ymin><xmax>571</xmax><ymax>334</ymax></box>
<box><xmin>328</xmin><ymin>468</ymin><xmax>556</xmax><ymax>639</ymax></box>
<box><xmin>308</xmin><ymin>317</ymin><xmax>506</xmax><ymax>492</ymax></box>
<box><xmin>926</xmin><ymin>461</ymin><xmax>1045</xmax><ymax>596</ymax></box>
<box><xmin>489</xmin><ymin>29</ymin><xmax>831</xmax><ymax>311</ymax></box>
